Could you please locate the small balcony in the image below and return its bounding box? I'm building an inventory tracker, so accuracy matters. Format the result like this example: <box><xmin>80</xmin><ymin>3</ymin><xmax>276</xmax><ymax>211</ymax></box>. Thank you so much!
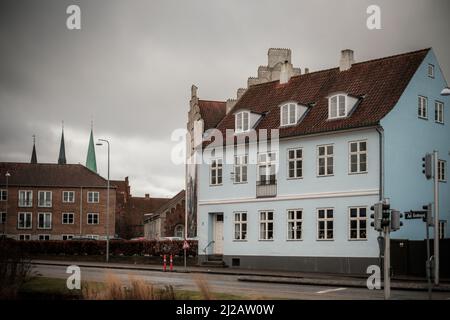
<box><xmin>256</xmin><ymin>177</ymin><xmax>277</xmax><ymax>198</ymax></box>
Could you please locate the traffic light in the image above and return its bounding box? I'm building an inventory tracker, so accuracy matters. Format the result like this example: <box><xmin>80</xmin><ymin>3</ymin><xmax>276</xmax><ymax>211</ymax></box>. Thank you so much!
<box><xmin>423</xmin><ymin>203</ymin><xmax>433</xmax><ymax>226</ymax></box>
<box><xmin>390</xmin><ymin>210</ymin><xmax>403</xmax><ymax>231</ymax></box>
<box><xmin>422</xmin><ymin>153</ymin><xmax>433</xmax><ymax>180</ymax></box>
<box><xmin>370</xmin><ymin>202</ymin><xmax>383</xmax><ymax>231</ymax></box>
<box><xmin>381</xmin><ymin>202</ymin><xmax>391</xmax><ymax>227</ymax></box>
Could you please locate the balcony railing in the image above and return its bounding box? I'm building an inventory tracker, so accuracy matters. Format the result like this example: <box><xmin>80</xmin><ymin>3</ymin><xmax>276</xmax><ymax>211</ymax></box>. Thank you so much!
<box><xmin>256</xmin><ymin>177</ymin><xmax>277</xmax><ymax>198</ymax></box>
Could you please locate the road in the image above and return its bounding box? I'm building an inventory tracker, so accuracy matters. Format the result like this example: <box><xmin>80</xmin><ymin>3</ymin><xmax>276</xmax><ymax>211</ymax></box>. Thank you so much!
<box><xmin>32</xmin><ymin>263</ymin><xmax>450</xmax><ymax>300</ymax></box>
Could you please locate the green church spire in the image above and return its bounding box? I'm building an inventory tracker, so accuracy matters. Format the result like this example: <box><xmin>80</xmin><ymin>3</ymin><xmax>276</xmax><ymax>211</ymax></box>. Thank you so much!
<box><xmin>86</xmin><ymin>124</ymin><xmax>97</xmax><ymax>173</ymax></box>
<box><xmin>31</xmin><ymin>135</ymin><xmax>37</xmax><ymax>164</ymax></box>
<box><xmin>58</xmin><ymin>122</ymin><xmax>67</xmax><ymax>165</ymax></box>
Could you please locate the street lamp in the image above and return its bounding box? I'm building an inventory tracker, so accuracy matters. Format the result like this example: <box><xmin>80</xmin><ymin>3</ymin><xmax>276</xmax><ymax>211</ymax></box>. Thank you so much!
<box><xmin>4</xmin><ymin>172</ymin><xmax>10</xmax><ymax>236</ymax></box>
<box><xmin>96</xmin><ymin>139</ymin><xmax>110</xmax><ymax>263</ymax></box>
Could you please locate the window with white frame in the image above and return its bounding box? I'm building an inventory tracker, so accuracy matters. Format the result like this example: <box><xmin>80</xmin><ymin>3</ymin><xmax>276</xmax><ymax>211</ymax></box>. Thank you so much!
<box><xmin>234</xmin><ymin>155</ymin><xmax>248</xmax><ymax>183</ymax></box>
<box><xmin>38</xmin><ymin>212</ymin><xmax>52</xmax><ymax>229</ymax></box>
<box><xmin>0</xmin><ymin>212</ymin><xmax>6</xmax><ymax>224</ymax></box>
<box><xmin>18</xmin><ymin>212</ymin><xmax>32</xmax><ymax>229</ymax></box>
<box><xmin>18</xmin><ymin>234</ymin><xmax>31</xmax><ymax>241</ymax></box>
<box><xmin>349</xmin><ymin>207</ymin><xmax>367</xmax><ymax>240</ymax></box>
<box><xmin>287</xmin><ymin>210</ymin><xmax>302</xmax><ymax>240</ymax></box>
<box><xmin>63</xmin><ymin>191</ymin><xmax>75</xmax><ymax>203</ymax></box>
<box><xmin>438</xmin><ymin>160</ymin><xmax>446</xmax><ymax>182</ymax></box>
<box><xmin>258</xmin><ymin>152</ymin><xmax>277</xmax><ymax>184</ymax></box>
<box><xmin>435</xmin><ymin>101</ymin><xmax>444</xmax><ymax>124</ymax></box>
<box><xmin>38</xmin><ymin>191</ymin><xmax>52</xmax><ymax>207</ymax></box>
<box><xmin>87</xmin><ymin>213</ymin><xmax>99</xmax><ymax>225</ymax></box>
<box><xmin>329</xmin><ymin>94</ymin><xmax>346</xmax><ymax>119</ymax></box>
<box><xmin>210</xmin><ymin>159</ymin><xmax>223</xmax><ymax>185</ymax></box>
<box><xmin>235</xmin><ymin>111</ymin><xmax>250</xmax><ymax>133</ymax></box>
<box><xmin>0</xmin><ymin>189</ymin><xmax>7</xmax><ymax>201</ymax></box>
<box><xmin>349</xmin><ymin>141</ymin><xmax>367</xmax><ymax>174</ymax></box>
<box><xmin>287</xmin><ymin>148</ymin><xmax>303</xmax><ymax>179</ymax></box>
<box><xmin>280</xmin><ymin>103</ymin><xmax>297</xmax><ymax>126</ymax></box>
<box><xmin>317</xmin><ymin>208</ymin><xmax>334</xmax><ymax>240</ymax></box>
<box><xmin>174</xmin><ymin>224</ymin><xmax>184</xmax><ymax>238</ymax></box>
<box><xmin>418</xmin><ymin>96</ymin><xmax>428</xmax><ymax>119</ymax></box>
<box><xmin>234</xmin><ymin>212</ymin><xmax>247</xmax><ymax>240</ymax></box>
<box><xmin>259</xmin><ymin>211</ymin><xmax>274</xmax><ymax>240</ymax></box>
<box><xmin>87</xmin><ymin>191</ymin><xmax>99</xmax><ymax>203</ymax></box>
<box><xmin>317</xmin><ymin>145</ymin><xmax>334</xmax><ymax>176</ymax></box>
<box><xmin>439</xmin><ymin>221</ymin><xmax>446</xmax><ymax>239</ymax></box>
<box><xmin>38</xmin><ymin>234</ymin><xmax>50</xmax><ymax>241</ymax></box>
<box><xmin>62</xmin><ymin>212</ymin><xmax>75</xmax><ymax>224</ymax></box>
<box><xmin>428</xmin><ymin>64</ymin><xmax>435</xmax><ymax>78</ymax></box>
<box><xmin>18</xmin><ymin>190</ymin><xmax>33</xmax><ymax>207</ymax></box>
<box><xmin>62</xmin><ymin>234</ymin><xmax>74</xmax><ymax>240</ymax></box>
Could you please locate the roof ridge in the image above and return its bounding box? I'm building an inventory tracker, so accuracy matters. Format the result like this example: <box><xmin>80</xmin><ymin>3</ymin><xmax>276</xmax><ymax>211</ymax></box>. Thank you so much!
<box><xmin>198</xmin><ymin>99</ymin><xmax>226</xmax><ymax>104</ymax></box>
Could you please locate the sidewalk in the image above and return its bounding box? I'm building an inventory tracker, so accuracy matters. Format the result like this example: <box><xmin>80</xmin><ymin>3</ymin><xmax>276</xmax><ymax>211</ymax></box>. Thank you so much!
<box><xmin>31</xmin><ymin>259</ymin><xmax>450</xmax><ymax>292</ymax></box>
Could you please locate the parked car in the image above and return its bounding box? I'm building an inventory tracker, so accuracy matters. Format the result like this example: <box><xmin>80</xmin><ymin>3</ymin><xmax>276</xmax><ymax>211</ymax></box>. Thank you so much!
<box><xmin>70</xmin><ymin>236</ymin><xmax>97</xmax><ymax>241</ymax></box>
<box><xmin>130</xmin><ymin>237</ymin><xmax>146</xmax><ymax>241</ymax></box>
<box><xmin>159</xmin><ymin>237</ymin><xmax>183</xmax><ymax>241</ymax></box>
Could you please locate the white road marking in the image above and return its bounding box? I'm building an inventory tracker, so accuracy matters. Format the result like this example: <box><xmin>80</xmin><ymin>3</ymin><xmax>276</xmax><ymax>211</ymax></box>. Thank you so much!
<box><xmin>316</xmin><ymin>287</ymin><xmax>347</xmax><ymax>294</ymax></box>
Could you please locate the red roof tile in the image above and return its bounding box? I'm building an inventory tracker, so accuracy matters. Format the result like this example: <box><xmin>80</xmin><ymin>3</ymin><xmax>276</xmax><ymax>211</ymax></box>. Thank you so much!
<box><xmin>198</xmin><ymin>100</ymin><xmax>226</xmax><ymax>130</ymax></box>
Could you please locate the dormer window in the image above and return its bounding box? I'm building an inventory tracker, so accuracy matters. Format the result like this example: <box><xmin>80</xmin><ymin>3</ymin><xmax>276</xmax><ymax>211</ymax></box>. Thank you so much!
<box><xmin>235</xmin><ymin>111</ymin><xmax>250</xmax><ymax>133</ymax></box>
<box><xmin>280</xmin><ymin>103</ymin><xmax>297</xmax><ymax>126</ymax></box>
<box><xmin>329</xmin><ymin>94</ymin><xmax>347</xmax><ymax>119</ymax></box>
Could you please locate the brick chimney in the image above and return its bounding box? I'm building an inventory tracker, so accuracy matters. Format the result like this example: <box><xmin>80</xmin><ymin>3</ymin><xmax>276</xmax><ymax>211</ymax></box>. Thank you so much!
<box><xmin>145</xmin><ymin>193</ymin><xmax>150</xmax><ymax>199</ymax></box>
<box><xmin>279</xmin><ymin>60</ymin><xmax>290</xmax><ymax>84</ymax></box>
<box><xmin>339</xmin><ymin>49</ymin><xmax>354</xmax><ymax>71</ymax></box>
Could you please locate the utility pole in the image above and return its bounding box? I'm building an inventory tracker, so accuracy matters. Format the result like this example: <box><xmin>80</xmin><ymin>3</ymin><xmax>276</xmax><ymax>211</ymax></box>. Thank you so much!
<box><xmin>433</xmin><ymin>150</ymin><xmax>439</xmax><ymax>285</ymax></box>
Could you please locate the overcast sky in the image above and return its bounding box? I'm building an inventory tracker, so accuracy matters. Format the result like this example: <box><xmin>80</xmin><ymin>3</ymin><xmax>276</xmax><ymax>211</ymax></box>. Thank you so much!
<box><xmin>0</xmin><ymin>0</ymin><xmax>449</xmax><ymax>197</ymax></box>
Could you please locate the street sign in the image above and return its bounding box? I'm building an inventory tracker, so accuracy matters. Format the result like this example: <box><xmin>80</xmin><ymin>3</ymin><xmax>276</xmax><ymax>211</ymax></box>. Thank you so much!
<box><xmin>404</xmin><ymin>210</ymin><xmax>427</xmax><ymax>219</ymax></box>
<box><xmin>183</xmin><ymin>240</ymin><xmax>190</xmax><ymax>250</ymax></box>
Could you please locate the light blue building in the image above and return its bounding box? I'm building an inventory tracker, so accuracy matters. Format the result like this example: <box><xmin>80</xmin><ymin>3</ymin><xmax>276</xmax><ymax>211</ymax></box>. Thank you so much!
<box><xmin>188</xmin><ymin>48</ymin><xmax>449</xmax><ymax>273</ymax></box>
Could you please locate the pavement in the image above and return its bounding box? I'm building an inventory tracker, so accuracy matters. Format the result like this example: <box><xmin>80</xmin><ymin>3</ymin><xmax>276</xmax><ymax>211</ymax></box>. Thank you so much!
<box><xmin>31</xmin><ymin>259</ymin><xmax>450</xmax><ymax>292</ymax></box>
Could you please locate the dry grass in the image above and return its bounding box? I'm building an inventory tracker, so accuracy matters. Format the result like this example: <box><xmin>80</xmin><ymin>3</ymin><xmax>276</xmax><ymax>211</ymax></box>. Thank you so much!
<box><xmin>192</xmin><ymin>274</ymin><xmax>214</xmax><ymax>300</ymax></box>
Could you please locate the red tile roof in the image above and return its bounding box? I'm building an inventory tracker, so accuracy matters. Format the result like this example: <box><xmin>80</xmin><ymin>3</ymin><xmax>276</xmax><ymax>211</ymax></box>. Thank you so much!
<box><xmin>215</xmin><ymin>48</ymin><xmax>430</xmax><ymax>139</ymax></box>
<box><xmin>0</xmin><ymin>162</ymin><xmax>111</xmax><ymax>188</ymax></box>
<box><xmin>198</xmin><ymin>100</ymin><xmax>226</xmax><ymax>130</ymax></box>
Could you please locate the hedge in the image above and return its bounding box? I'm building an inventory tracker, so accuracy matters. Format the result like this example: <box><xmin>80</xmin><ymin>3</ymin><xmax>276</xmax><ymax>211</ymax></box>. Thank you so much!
<box><xmin>4</xmin><ymin>240</ymin><xmax>198</xmax><ymax>257</ymax></box>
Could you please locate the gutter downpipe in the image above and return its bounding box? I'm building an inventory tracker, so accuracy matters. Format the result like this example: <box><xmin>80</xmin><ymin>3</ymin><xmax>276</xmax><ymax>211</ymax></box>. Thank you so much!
<box><xmin>376</xmin><ymin>125</ymin><xmax>385</xmax><ymax>275</ymax></box>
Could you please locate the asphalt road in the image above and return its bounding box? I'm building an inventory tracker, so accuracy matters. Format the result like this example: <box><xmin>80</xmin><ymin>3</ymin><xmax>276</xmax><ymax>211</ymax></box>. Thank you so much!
<box><xmin>32</xmin><ymin>264</ymin><xmax>450</xmax><ymax>300</ymax></box>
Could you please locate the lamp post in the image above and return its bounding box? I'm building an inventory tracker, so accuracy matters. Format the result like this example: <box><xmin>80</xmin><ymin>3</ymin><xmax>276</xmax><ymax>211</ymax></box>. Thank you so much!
<box><xmin>4</xmin><ymin>172</ymin><xmax>10</xmax><ymax>236</ymax></box>
<box><xmin>96</xmin><ymin>139</ymin><xmax>110</xmax><ymax>263</ymax></box>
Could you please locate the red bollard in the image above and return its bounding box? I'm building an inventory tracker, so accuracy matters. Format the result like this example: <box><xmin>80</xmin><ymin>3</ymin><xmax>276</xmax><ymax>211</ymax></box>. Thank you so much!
<box><xmin>163</xmin><ymin>254</ymin><xmax>167</xmax><ymax>272</ymax></box>
<box><xmin>170</xmin><ymin>254</ymin><xmax>173</xmax><ymax>272</ymax></box>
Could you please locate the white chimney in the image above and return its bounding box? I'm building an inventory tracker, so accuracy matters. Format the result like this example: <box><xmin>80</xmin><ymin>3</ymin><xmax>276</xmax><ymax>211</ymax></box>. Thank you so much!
<box><xmin>280</xmin><ymin>60</ymin><xmax>290</xmax><ymax>84</ymax></box>
<box><xmin>339</xmin><ymin>49</ymin><xmax>354</xmax><ymax>71</ymax></box>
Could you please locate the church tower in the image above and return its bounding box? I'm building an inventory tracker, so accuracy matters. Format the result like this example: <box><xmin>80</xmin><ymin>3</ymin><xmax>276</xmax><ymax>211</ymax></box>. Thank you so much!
<box><xmin>31</xmin><ymin>135</ymin><xmax>37</xmax><ymax>164</ymax></box>
<box><xmin>86</xmin><ymin>122</ymin><xmax>97</xmax><ymax>173</ymax></box>
<box><xmin>58</xmin><ymin>122</ymin><xmax>67</xmax><ymax>165</ymax></box>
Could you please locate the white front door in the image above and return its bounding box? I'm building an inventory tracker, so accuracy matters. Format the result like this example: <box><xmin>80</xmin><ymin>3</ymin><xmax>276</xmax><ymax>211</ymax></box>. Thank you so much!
<box><xmin>213</xmin><ymin>214</ymin><xmax>224</xmax><ymax>255</ymax></box>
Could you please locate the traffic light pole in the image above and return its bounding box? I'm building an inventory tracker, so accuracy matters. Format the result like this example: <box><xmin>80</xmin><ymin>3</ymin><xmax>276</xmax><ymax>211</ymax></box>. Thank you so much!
<box><xmin>433</xmin><ymin>150</ymin><xmax>439</xmax><ymax>285</ymax></box>
<box><xmin>425</xmin><ymin>221</ymin><xmax>432</xmax><ymax>300</ymax></box>
<box><xmin>384</xmin><ymin>226</ymin><xmax>390</xmax><ymax>300</ymax></box>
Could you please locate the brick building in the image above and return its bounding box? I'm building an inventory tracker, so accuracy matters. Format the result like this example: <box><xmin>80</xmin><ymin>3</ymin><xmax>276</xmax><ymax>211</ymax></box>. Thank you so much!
<box><xmin>144</xmin><ymin>190</ymin><xmax>185</xmax><ymax>240</ymax></box>
<box><xmin>0</xmin><ymin>162</ymin><xmax>116</xmax><ymax>240</ymax></box>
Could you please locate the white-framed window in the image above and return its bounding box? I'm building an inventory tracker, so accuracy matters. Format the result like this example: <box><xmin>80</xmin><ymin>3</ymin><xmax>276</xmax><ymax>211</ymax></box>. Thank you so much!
<box><xmin>317</xmin><ymin>208</ymin><xmax>334</xmax><ymax>240</ymax></box>
<box><xmin>18</xmin><ymin>190</ymin><xmax>33</xmax><ymax>207</ymax></box>
<box><xmin>38</xmin><ymin>212</ymin><xmax>52</xmax><ymax>229</ymax></box>
<box><xmin>234</xmin><ymin>155</ymin><xmax>248</xmax><ymax>183</ymax></box>
<box><xmin>258</xmin><ymin>152</ymin><xmax>277</xmax><ymax>184</ymax></box>
<box><xmin>428</xmin><ymin>64</ymin><xmax>435</xmax><ymax>78</ymax></box>
<box><xmin>418</xmin><ymin>96</ymin><xmax>428</xmax><ymax>119</ymax></box>
<box><xmin>87</xmin><ymin>213</ymin><xmax>99</xmax><ymax>225</ymax></box>
<box><xmin>349</xmin><ymin>141</ymin><xmax>367</xmax><ymax>174</ymax></box>
<box><xmin>63</xmin><ymin>191</ymin><xmax>75</xmax><ymax>203</ymax></box>
<box><xmin>87</xmin><ymin>191</ymin><xmax>99</xmax><ymax>203</ymax></box>
<box><xmin>86</xmin><ymin>234</ymin><xmax>99</xmax><ymax>240</ymax></box>
<box><xmin>259</xmin><ymin>211</ymin><xmax>274</xmax><ymax>240</ymax></box>
<box><xmin>18</xmin><ymin>234</ymin><xmax>31</xmax><ymax>241</ymax></box>
<box><xmin>329</xmin><ymin>94</ymin><xmax>346</xmax><ymax>119</ymax></box>
<box><xmin>438</xmin><ymin>160</ymin><xmax>446</xmax><ymax>182</ymax></box>
<box><xmin>234</xmin><ymin>212</ymin><xmax>247</xmax><ymax>241</ymax></box>
<box><xmin>174</xmin><ymin>224</ymin><xmax>184</xmax><ymax>238</ymax></box>
<box><xmin>38</xmin><ymin>234</ymin><xmax>50</xmax><ymax>241</ymax></box>
<box><xmin>0</xmin><ymin>189</ymin><xmax>7</xmax><ymax>201</ymax></box>
<box><xmin>62</xmin><ymin>234</ymin><xmax>74</xmax><ymax>241</ymax></box>
<box><xmin>317</xmin><ymin>145</ymin><xmax>334</xmax><ymax>176</ymax></box>
<box><xmin>210</xmin><ymin>159</ymin><xmax>223</xmax><ymax>185</ymax></box>
<box><xmin>287</xmin><ymin>209</ymin><xmax>302</xmax><ymax>240</ymax></box>
<box><xmin>0</xmin><ymin>212</ymin><xmax>6</xmax><ymax>224</ymax></box>
<box><xmin>439</xmin><ymin>221</ymin><xmax>446</xmax><ymax>239</ymax></box>
<box><xmin>280</xmin><ymin>103</ymin><xmax>297</xmax><ymax>126</ymax></box>
<box><xmin>38</xmin><ymin>191</ymin><xmax>52</xmax><ymax>207</ymax></box>
<box><xmin>18</xmin><ymin>212</ymin><xmax>32</xmax><ymax>229</ymax></box>
<box><xmin>349</xmin><ymin>207</ymin><xmax>367</xmax><ymax>240</ymax></box>
<box><xmin>235</xmin><ymin>111</ymin><xmax>250</xmax><ymax>133</ymax></box>
<box><xmin>435</xmin><ymin>101</ymin><xmax>444</xmax><ymax>124</ymax></box>
<box><xmin>287</xmin><ymin>148</ymin><xmax>303</xmax><ymax>179</ymax></box>
<box><xmin>62</xmin><ymin>212</ymin><xmax>75</xmax><ymax>224</ymax></box>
